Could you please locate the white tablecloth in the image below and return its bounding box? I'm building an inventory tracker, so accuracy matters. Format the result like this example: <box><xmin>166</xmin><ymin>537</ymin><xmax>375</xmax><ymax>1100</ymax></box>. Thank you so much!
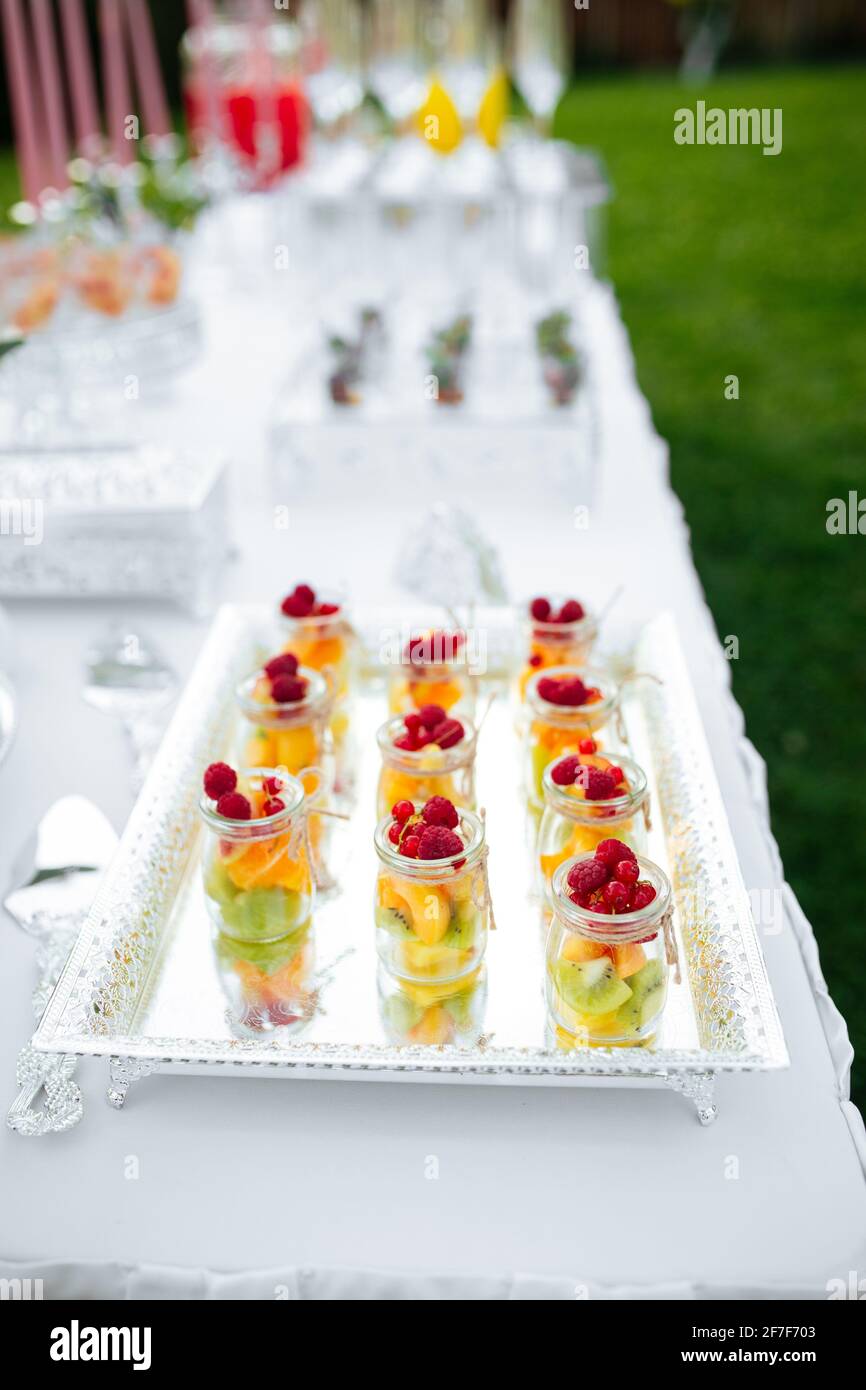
<box><xmin>1</xmin><ymin>242</ymin><xmax>864</xmax><ymax>1300</ymax></box>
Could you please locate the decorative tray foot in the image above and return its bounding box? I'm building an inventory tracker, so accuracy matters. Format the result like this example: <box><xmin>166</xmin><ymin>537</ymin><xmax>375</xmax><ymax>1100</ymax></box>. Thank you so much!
<box><xmin>107</xmin><ymin>1057</ymin><xmax>159</xmax><ymax>1109</ymax></box>
<box><xmin>664</xmin><ymin>1070</ymin><xmax>718</xmax><ymax>1125</ymax></box>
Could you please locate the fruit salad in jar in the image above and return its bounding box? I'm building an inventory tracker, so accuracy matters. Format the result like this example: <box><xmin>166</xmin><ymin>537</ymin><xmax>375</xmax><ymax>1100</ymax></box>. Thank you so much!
<box><xmin>278</xmin><ymin>583</ymin><xmax>357</xmax><ymax>798</ymax></box>
<box><xmin>537</xmin><ymin>749</ymin><xmax>649</xmax><ymax>899</ymax></box>
<box><xmin>517</xmin><ymin>595</ymin><xmax>597</xmax><ymax>700</ymax></box>
<box><xmin>546</xmin><ymin>839</ymin><xmax>672</xmax><ymax>1046</ymax></box>
<box><xmin>525</xmin><ymin>666</ymin><xmax>620</xmax><ymax>807</ymax></box>
<box><xmin>377</xmin><ymin>966</ymin><xmax>487</xmax><ymax>1046</ymax></box>
<box><xmin>199</xmin><ymin>763</ymin><xmax>315</xmax><ymax>944</ymax></box>
<box><xmin>388</xmin><ymin>629</ymin><xmax>473</xmax><ymax>719</ymax></box>
<box><xmin>278</xmin><ymin>582</ymin><xmax>355</xmax><ymax>698</ymax></box>
<box><xmin>376</xmin><ymin>706</ymin><xmax>476</xmax><ymax>820</ymax></box>
<box><xmin>214</xmin><ymin>925</ymin><xmax>315</xmax><ymax>1039</ymax></box>
<box><xmin>235</xmin><ymin>652</ymin><xmax>333</xmax><ymax>785</ymax></box>
<box><xmin>374</xmin><ymin>797</ymin><xmax>491</xmax><ymax>984</ymax></box>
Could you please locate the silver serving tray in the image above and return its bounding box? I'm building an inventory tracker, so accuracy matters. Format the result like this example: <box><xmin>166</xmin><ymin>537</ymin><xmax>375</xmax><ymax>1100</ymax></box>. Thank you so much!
<box><xmin>33</xmin><ymin>605</ymin><xmax>788</xmax><ymax>1124</ymax></box>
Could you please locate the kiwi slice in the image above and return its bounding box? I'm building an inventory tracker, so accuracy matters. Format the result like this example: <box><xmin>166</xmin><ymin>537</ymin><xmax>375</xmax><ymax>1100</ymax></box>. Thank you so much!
<box><xmin>382</xmin><ymin>993</ymin><xmax>425</xmax><ymax>1034</ymax></box>
<box><xmin>531</xmin><ymin>743</ymin><xmax>554</xmax><ymax>801</ymax></box>
<box><xmin>375</xmin><ymin>905</ymin><xmax>415</xmax><ymax>940</ymax></box>
<box><xmin>552</xmin><ymin>956</ymin><xmax>632</xmax><ymax>1017</ymax></box>
<box><xmin>438</xmin><ymin>899</ymin><xmax>479</xmax><ymax>951</ymax></box>
<box><xmin>221</xmin><ymin>887</ymin><xmax>306</xmax><ymax>942</ymax></box>
<box><xmin>215</xmin><ymin>922</ymin><xmax>310</xmax><ymax>974</ymax></box>
<box><xmin>614</xmin><ymin>959</ymin><xmax>666</xmax><ymax>1031</ymax></box>
<box><xmin>204</xmin><ymin>857</ymin><xmax>240</xmax><ymax>907</ymax></box>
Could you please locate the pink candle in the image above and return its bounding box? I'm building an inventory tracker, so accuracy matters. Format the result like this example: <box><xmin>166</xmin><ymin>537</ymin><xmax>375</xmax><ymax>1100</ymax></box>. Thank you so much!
<box><xmin>31</xmin><ymin>0</ymin><xmax>68</xmax><ymax>188</ymax></box>
<box><xmin>126</xmin><ymin>0</ymin><xmax>171</xmax><ymax>141</ymax></box>
<box><xmin>59</xmin><ymin>0</ymin><xmax>102</xmax><ymax>157</ymax></box>
<box><xmin>99</xmin><ymin>0</ymin><xmax>134</xmax><ymax>163</ymax></box>
<box><xmin>185</xmin><ymin>0</ymin><xmax>224</xmax><ymax>145</ymax></box>
<box><xmin>1</xmin><ymin>0</ymin><xmax>45</xmax><ymax>201</ymax></box>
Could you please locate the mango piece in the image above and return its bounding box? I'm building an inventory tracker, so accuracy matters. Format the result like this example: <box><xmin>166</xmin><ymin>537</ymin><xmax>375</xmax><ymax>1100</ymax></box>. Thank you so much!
<box><xmin>612</xmin><ymin>942</ymin><xmax>646</xmax><ymax>979</ymax></box>
<box><xmin>274</xmin><ymin>724</ymin><xmax>318</xmax><ymax>773</ymax></box>
<box><xmin>398</xmin><ymin>880</ymin><xmax>452</xmax><ymax>944</ymax></box>
<box><xmin>407</xmin><ymin>1005</ymin><xmax>455</xmax><ymax>1045</ymax></box>
<box><xmin>562</xmin><ymin>935</ymin><xmax>608</xmax><ymax>964</ymax></box>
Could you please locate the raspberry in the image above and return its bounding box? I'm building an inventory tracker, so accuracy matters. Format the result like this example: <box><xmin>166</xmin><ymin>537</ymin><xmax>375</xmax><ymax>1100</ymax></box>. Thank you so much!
<box><xmin>551</xmin><ymin>755</ymin><xmax>581</xmax><ymax>786</ymax></box>
<box><xmin>422</xmin><ymin>795</ymin><xmax>459</xmax><ymax>829</ymax></box>
<box><xmin>418</xmin><ymin>703</ymin><xmax>447</xmax><ymax>731</ymax></box>
<box><xmin>537</xmin><ymin>675</ymin><xmax>587</xmax><ymax>707</ymax></box>
<box><xmin>431</xmin><ymin>718</ymin><xmax>464</xmax><ymax>749</ymax></box>
<box><xmin>293</xmin><ymin>584</ymin><xmax>315</xmax><ymax>606</ymax></box>
<box><xmin>417</xmin><ymin>825</ymin><xmax>463</xmax><ymax>860</ymax></box>
<box><xmin>566</xmin><ymin>858</ymin><xmax>608</xmax><ymax>896</ymax></box>
<box><xmin>203</xmin><ymin>762</ymin><xmax>236</xmax><ymax>799</ymax></box>
<box><xmin>216</xmin><ymin>791</ymin><xmax>251</xmax><ymax>821</ymax></box>
<box><xmin>271</xmin><ymin>675</ymin><xmax>306</xmax><ymax>703</ymax></box>
<box><xmin>603</xmin><ymin>880</ymin><xmax>629</xmax><ymax>911</ymax></box>
<box><xmin>317</xmin><ymin>601</ymin><xmax>340</xmax><ymax>616</ymax></box>
<box><xmin>595</xmin><ymin>839</ymin><xmax>637</xmax><ymax>870</ymax></box>
<box><xmin>557</xmin><ymin>599</ymin><xmax>585</xmax><ymax>624</ymax></box>
<box><xmin>264</xmin><ymin>652</ymin><xmax>299</xmax><ymax>679</ymax></box>
<box><xmin>632</xmin><ymin>882</ymin><xmax>657</xmax><ymax>910</ymax></box>
<box><xmin>281</xmin><ymin>592</ymin><xmax>313</xmax><ymax>618</ymax></box>
<box><xmin>615</xmin><ymin>859</ymin><xmax>639</xmax><ymax>885</ymax></box>
<box><xmin>578</xmin><ymin>738</ymin><xmax>597</xmax><ymax>754</ymax></box>
<box><xmin>400</xmin><ymin>835</ymin><xmax>421</xmax><ymax>858</ymax></box>
<box><xmin>262</xmin><ymin>797</ymin><xmax>285</xmax><ymax>817</ymax></box>
<box><xmin>388</xmin><ymin>822</ymin><xmax>402</xmax><ymax>845</ymax></box>
<box><xmin>530</xmin><ymin>597</ymin><xmax>551</xmax><ymax>622</ymax></box>
<box><xmin>583</xmin><ymin>766</ymin><xmax>617</xmax><ymax>801</ymax></box>
<box><xmin>392</xmin><ymin>799</ymin><xmax>414</xmax><ymax>824</ymax></box>
<box><xmin>556</xmin><ymin>678</ymin><xmax>589</xmax><ymax>707</ymax></box>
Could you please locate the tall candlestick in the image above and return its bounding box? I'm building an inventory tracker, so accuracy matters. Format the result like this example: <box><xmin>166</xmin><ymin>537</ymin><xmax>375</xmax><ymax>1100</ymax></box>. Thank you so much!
<box><xmin>31</xmin><ymin>0</ymin><xmax>68</xmax><ymax>188</ymax></box>
<box><xmin>100</xmin><ymin>0</ymin><xmax>134</xmax><ymax>163</ymax></box>
<box><xmin>1</xmin><ymin>0</ymin><xmax>45</xmax><ymax>202</ymax></box>
<box><xmin>60</xmin><ymin>0</ymin><xmax>102</xmax><ymax>157</ymax></box>
<box><xmin>126</xmin><ymin>0</ymin><xmax>171</xmax><ymax>141</ymax></box>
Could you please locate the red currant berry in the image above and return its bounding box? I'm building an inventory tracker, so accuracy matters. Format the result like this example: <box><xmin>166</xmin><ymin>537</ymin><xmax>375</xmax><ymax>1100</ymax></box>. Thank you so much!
<box><xmin>391</xmin><ymin>800</ymin><xmax>414</xmax><ymax>824</ymax></box>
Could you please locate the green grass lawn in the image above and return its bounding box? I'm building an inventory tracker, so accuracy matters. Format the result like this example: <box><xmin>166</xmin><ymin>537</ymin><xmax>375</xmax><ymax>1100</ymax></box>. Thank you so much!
<box><xmin>556</xmin><ymin>66</ymin><xmax>866</xmax><ymax>1109</ymax></box>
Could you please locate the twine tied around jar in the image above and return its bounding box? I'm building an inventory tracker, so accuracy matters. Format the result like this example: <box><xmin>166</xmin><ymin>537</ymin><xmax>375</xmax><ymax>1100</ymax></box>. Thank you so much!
<box><xmin>660</xmin><ymin>905</ymin><xmax>680</xmax><ymax>985</ymax></box>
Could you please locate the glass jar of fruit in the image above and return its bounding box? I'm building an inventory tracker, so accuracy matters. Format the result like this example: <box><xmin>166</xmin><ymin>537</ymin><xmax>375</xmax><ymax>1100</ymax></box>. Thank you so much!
<box><xmin>376</xmin><ymin>708</ymin><xmax>477</xmax><ymax>820</ymax></box>
<box><xmin>525</xmin><ymin>666</ymin><xmax>620</xmax><ymax>807</ymax></box>
<box><xmin>517</xmin><ymin>595</ymin><xmax>597</xmax><ymax>699</ymax></box>
<box><xmin>199</xmin><ymin>764</ymin><xmax>316</xmax><ymax>944</ymax></box>
<box><xmin>377</xmin><ymin>966</ymin><xmax>487</xmax><ymax>1047</ymax></box>
<box><xmin>278</xmin><ymin>584</ymin><xmax>358</xmax><ymax>799</ymax></box>
<box><xmin>537</xmin><ymin>750</ymin><xmax>649</xmax><ymax>899</ymax></box>
<box><xmin>278</xmin><ymin>582</ymin><xmax>356</xmax><ymax>698</ymax></box>
<box><xmin>546</xmin><ymin>840</ymin><xmax>673</xmax><ymax>1045</ymax></box>
<box><xmin>214</xmin><ymin>924</ymin><xmax>315</xmax><ymax>1040</ymax></box>
<box><xmin>374</xmin><ymin>797</ymin><xmax>491</xmax><ymax>984</ymax></box>
<box><xmin>235</xmin><ymin>654</ymin><xmax>333</xmax><ymax>787</ymax></box>
<box><xmin>388</xmin><ymin>629</ymin><xmax>474</xmax><ymax>719</ymax></box>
